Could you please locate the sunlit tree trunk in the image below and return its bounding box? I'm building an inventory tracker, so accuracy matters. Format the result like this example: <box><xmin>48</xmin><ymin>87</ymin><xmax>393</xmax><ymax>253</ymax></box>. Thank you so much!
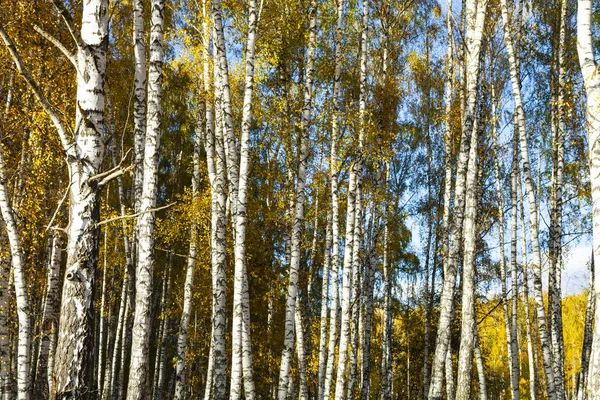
<box><xmin>211</xmin><ymin>36</ymin><xmax>229</xmax><ymax>400</ymax></box>
<box><xmin>428</xmin><ymin>0</ymin><xmax>487</xmax><ymax>397</ymax></box>
<box><xmin>35</xmin><ymin>233</ymin><xmax>62</xmax><ymax>399</ymax></box>
<box><xmin>127</xmin><ymin>0</ymin><xmax>165</xmax><ymax>397</ymax></box>
<box><xmin>277</xmin><ymin>3</ymin><xmax>317</xmax><ymax>398</ymax></box>
<box><xmin>493</xmin><ymin>90</ymin><xmax>520</xmax><ymax>400</ymax></box>
<box><xmin>230</xmin><ymin>1</ymin><xmax>259</xmax><ymax>398</ymax></box>
<box><xmin>0</xmin><ymin>128</ymin><xmax>31</xmax><ymax>400</ymax></box>
<box><xmin>474</xmin><ymin>327</ymin><xmax>487</xmax><ymax>400</ymax></box>
<box><xmin>576</xmin><ymin>256</ymin><xmax>594</xmax><ymax>400</ymax></box>
<box><xmin>578</xmin><ymin>0</ymin><xmax>600</xmax><ymax>396</ymax></box>
<box><xmin>499</xmin><ymin>0</ymin><xmax>556</xmax><ymax>396</ymax></box>
<box><xmin>455</xmin><ymin>103</ymin><xmax>481</xmax><ymax>400</ymax></box>
<box><xmin>133</xmin><ymin>0</ymin><xmax>146</xmax><ymax>214</ymax></box>
<box><xmin>317</xmin><ymin>211</ymin><xmax>332</xmax><ymax>399</ymax></box>
<box><xmin>548</xmin><ymin>2</ymin><xmax>567</xmax><ymax>398</ymax></box>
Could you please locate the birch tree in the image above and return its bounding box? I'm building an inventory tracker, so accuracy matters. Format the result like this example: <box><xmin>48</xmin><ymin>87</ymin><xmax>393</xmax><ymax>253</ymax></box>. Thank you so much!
<box><xmin>128</xmin><ymin>0</ymin><xmax>166</xmax><ymax>397</ymax></box>
<box><xmin>429</xmin><ymin>0</ymin><xmax>488</xmax><ymax>396</ymax></box>
<box><xmin>577</xmin><ymin>0</ymin><xmax>600</xmax><ymax>396</ymax></box>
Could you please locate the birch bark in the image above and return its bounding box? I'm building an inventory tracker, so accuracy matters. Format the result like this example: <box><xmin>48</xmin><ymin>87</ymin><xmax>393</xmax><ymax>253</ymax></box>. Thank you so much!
<box><xmin>322</xmin><ymin>1</ymin><xmax>344</xmax><ymax>397</ymax></box>
<box><xmin>499</xmin><ymin>0</ymin><xmax>556</xmax><ymax>396</ymax></box>
<box><xmin>127</xmin><ymin>0</ymin><xmax>165</xmax><ymax>397</ymax></box>
<box><xmin>0</xmin><ymin>125</ymin><xmax>31</xmax><ymax>400</ymax></box>
<box><xmin>577</xmin><ymin>0</ymin><xmax>600</xmax><ymax>396</ymax></box>
<box><xmin>428</xmin><ymin>0</ymin><xmax>487</xmax><ymax>396</ymax></box>
<box><xmin>277</xmin><ymin>2</ymin><xmax>317</xmax><ymax>397</ymax></box>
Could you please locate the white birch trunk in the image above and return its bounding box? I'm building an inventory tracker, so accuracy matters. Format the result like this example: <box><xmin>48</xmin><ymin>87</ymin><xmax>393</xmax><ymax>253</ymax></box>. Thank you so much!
<box><xmin>211</xmin><ymin>41</ymin><xmax>229</xmax><ymax>400</ymax></box>
<box><xmin>173</xmin><ymin>94</ymin><xmax>203</xmax><ymax>400</ymax></box>
<box><xmin>133</xmin><ymin>0</ymin><xmax>146</xmax><ymax>213</ymax></box>
<box><xmin>576</xmin><ymin>256</ymin><xmax>594</xmax><ymax>400</ymax></box>
<box><xmin>0</xmin><ymin>130</ymin><xmax>31</xmax><ymax>400</ymax></box>
<box><xmin>474</xmin><ymin>327</ymin><xmax>487</xmax><ymax>400</ymax></box>
<box><xmin>381</xmin><ymin>196</ymin><xmax>392</xmax><ymax>400</ymax></box>
<box><xmin>499</xmin><ymin>0</ymin><xmax>556</xmax><ymax>396</ymax></box>
<box><xmin>549</xmin><ymin>2</ymin><xmax>567</xmax><ymax>397</ymax></box>
<box><xmin>578</xmin><ymin>0</ymin><xmax>600</xmax><ymax>397</ymax></box>
<box><xmin>493</xmin><ymin>93</ymin><xmax>520</xmax><ymax>400</ymax></box>
<box><xmin>230</xmin><ymin>0</ymin><xmax>259</xmax><ymax>397</ymax></box>
<box><xmin>322</xmin><ymin>1</ymin><xmax>344</xmax><ymax>398</ymax></box>
<box><xmin>428</xmin><ymin>0</ymin><xmax>487</xmax><ymax>396</ymax></box>
<box><xmin>455</xmin><ymin>104</ymin><xmax>480</xmax><ymax>400</ymax></box>
<box><xmin>127</xmin><ymin>0</ymin><xmax>165</xmax><ymax>397</ymax></box>
<box><xmin>34</xmin><ymin>233</ymin><xmax>62</xmax><ymax>399</ymax></box>
<box><xmin>317</xmin><ymin>210</ymin><xmax>332</xmax><ymax>400</ymax></box>
<box><xmin>277</xmin><ymin>3</ymin><xmax>317</xmax><ymax>398</ymax></box>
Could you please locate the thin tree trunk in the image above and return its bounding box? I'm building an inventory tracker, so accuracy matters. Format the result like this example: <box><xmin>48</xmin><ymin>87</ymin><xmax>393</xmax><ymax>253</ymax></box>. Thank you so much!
<box><xmin>429</xmin><ymin>0</ymin><xmax>487</xmax><ymax>397</ymax></box>
<box><xmin>230</xmin><ymin>0</ymin><xmax>259</xmax><ymax>397</ymax></box>
<box><xmin>381</xmin><ymin>192</ymin><xmax>392</xmax><ymax>400</ymax></box>
<box><xmin>127</xmin><ymin>0</ymin><xmax>165</xmax><ymax>397</ymax></box>
<box><xmin>549</xmin><ymin>1</ymin><xmax>568</xmax><ymax>398</ymax></box>
<box><xmin>317</xmin><ymin>210</ymin><xmax>332</xmax><ymax>400</ymax></box>
<box><xmin>578</xmin><ymin>2</ymin><xmax>600</xmax><ymax>396</ymax></box>
<box><xmin>0</xmin><ymin>113</ymin><xmax>31</xmax><ymax>400</ymax></box>
<box><xmin>360</xmin><ymin>230</ymin><xmax>376</xmax><ymax>400</ymax></box>
<box><xmin>500</xmin><ymin>0</ymin><xmax>557</xmax><ymax>396</ymax></box>
<box><xmin>34</xmin><ymin>233</ymin><xmax>62</xmax><ymax>399</ymax></box>
<box><xmin>455</xmin><ymin>101</ymin><xmax>481</xmax><ymax>400</ymax></box>
<box><xmin>277</xmin><ymin>3</ymin><xmax>317</xmax><ymax>398</ymax></box>
<box><xmin>211</xmin><ymin>34</ymin><xmax>229</xmax><ymax>400</ymax></box>
<box><xmin>576</xmin><ymin>256</ymin><xmax>594</xmax><ymax>400</ymax></box>
<box><xmin>474</xmin><ymin>326</ymin><xmax>487</xmax><ymax>400</ymax></box>
<box><xmin>493</xmin><ymin>89</ymin><xmax>520</xmax><ymax>400</ymax></box>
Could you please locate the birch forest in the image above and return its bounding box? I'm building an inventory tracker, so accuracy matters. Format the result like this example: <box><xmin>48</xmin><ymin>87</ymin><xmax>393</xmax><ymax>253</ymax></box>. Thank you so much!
<box><xmin>1</xmin><ymin>0</ymin><xmax>600</xmax><ymax>398</ymax></box>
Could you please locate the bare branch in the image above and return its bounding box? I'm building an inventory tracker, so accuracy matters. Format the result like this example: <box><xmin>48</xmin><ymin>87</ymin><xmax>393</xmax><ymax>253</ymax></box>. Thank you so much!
<box><xmin>45</xmin><ymin>180</ymin><xmax>73</xmax><ymax>232</ymax></box>
<box><xmin>51</xmin><ymin>0</ymin><xmax>85</xmax><ymax>49</ymax></box>
<box><xmin>0</xmin><ymin>23</ymin><xmax>76</xmax><ymax>158</ymax></box>
<box><xmin>97</xmin><ymin>164</ymin><xmax>134</xmax><ymax>187</ymax></box>
<box><xmin>87</xmin><ymin>148</ymin><xmax>132</xmax><ymax>185</ymax></box>
<box><xmin>33</xmin><ymin>25</ymin><xmax>78</xmax><ymax>69</ymax></box>
<box><xmin>96</xmin><ymin>202</ymin><xmax>176</xmax><ymax>228</ymax></box>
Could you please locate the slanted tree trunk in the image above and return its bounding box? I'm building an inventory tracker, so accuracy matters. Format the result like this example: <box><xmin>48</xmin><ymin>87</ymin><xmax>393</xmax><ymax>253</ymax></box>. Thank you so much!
<box><xmin>578</xmin><ymin>0</ymin><xmax>600</xmax><ymax>397</ymax></box>
<box><xmin>127</xmin><ymin>0</ymin><xmax>165</xmax><ymax>397</ymax></box>
<box><xmin>428</xmin><ymin>0</ymin><xmax>487</xmax><ymax>396</ymax></box>
<box><xmin>499</xmin><ymin>0</ymin><xmax>556</xmax><ymax>396</ymax></box>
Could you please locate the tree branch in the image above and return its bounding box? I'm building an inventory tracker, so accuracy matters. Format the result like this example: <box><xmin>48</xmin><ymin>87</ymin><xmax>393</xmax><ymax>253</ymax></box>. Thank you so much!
<box><xmin>96</xmin><ymin>202</ymin><xmax>176</xmax><ymax>228</ymax></box>
<box><xmin>88</xmin><ymin>148</ymin><xmax>132</xmax><ymax>185</ymax></box>
<box><xmin>33</xmin><ymin>25</ymin><xmax>78</xmax><ymax>69</ymax></box>
<box><xmin>0</xmin><ymin>23</ymin><xmax>76</xmax><ymax>159</ymax></box>
<box><xmin>51</xmin><ymin>0</ymin><xmax>85</xmax><ymax>49</ymax></box>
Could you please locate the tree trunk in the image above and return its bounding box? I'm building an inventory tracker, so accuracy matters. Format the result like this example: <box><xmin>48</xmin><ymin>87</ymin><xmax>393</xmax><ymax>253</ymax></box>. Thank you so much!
<box><xmin>127</xmin><ymin>0</ymin><xmax>165</xmax><ymax>397</ymax></box>
<box><xmin>34</xmin><ymin>233</ymin><xmax>62</xmax><ymax>399</ymax></box>
<box><xmin>576</xmin><ymin>256</ymin><xmax>594</xmax><ymax>400</ymax></box>
<box><xmin>429</xmin><ymin>0</ymin><xmax>487</xmax><ymax>397</ymax></box>
<box><xmin>578</xmin><ymin>1</ymin><xmax>600</xmax><ymax>396</ymax></box>
<box><xmin>322</xmin><ymin>1</ymin><xmax>344</xmax><ymax>398</ymax></box>
<box><xmin>0</xmin><ymin>137</ymin><xmax>30</xmax><ymax>400</ymax></box>
<box><xmin>317</xmin><ymin>210</ymin><xmax>332</xmax><ymax>400</ymax></box>
<box><xmin>455</xmin><ymin>100</ymin><xmax>481</xmax><ymax>400</ymax></box>
<box><xmin>277</xmin><ymin>3</ymin><xmax>317</xmax><ymax>398</ymax></box>
<box><xmin>499</xmin><ymin>0</ymin><xmax>556</xmax><ymax>396</ymax></box>
<box><xmin>493</xmin><ymin>90</ymin><xmax>520</xmax><ymax>400</ymax></box>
